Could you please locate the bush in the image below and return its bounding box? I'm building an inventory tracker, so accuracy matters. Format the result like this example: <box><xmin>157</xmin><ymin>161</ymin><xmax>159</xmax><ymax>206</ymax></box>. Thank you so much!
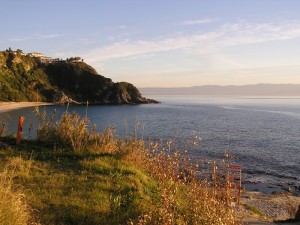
<box><xmin>35</xmin><ymin>108</ymin><xmax>119</xmax><ymax>154</ymax></box>
<box><xmin>35</xmin><ymin>108</ymin><xmax>89</xmax><ymax>153</ymax></box>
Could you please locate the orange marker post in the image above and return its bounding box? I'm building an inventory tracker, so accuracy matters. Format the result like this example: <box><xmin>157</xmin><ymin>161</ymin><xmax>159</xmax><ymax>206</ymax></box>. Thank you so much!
<box><xmin>16</xmin><ymin>116</ymin><xmax>25</xmax><ymax>145</ymax></box>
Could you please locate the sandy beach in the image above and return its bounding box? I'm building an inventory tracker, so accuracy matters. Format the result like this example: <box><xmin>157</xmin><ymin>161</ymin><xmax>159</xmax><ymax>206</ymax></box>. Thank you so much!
<box><xmin>0</xmin><ymin>102</ymin><xmax>53</xmax><ymax>113</ymax></box>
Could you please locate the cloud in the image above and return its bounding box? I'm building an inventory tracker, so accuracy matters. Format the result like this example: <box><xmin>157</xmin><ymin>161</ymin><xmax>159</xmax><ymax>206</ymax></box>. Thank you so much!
<box><xmin>9</xmin><ymin>37</ymin><xmax>31</xmax><ymax>42</ymax></box>
<box><xmin>83</xmin><ymin>32</ymin><xmax>221</xmax><ymax>62</ymax></box>
<box><xmin>37</xmin><ymin>34</ymin><xmax>63</xmax><ymax>39</ymax></box>
<box><xmin>9</xmin><ymin>33</ymin><xmax>64</xmax><ymax>42</ymax></box>
<box><xmin>219</xmin><ymin>21</ymin><xmax>300</xmax><ymax>46</ymax></box>
<box><xmin>181</xmin><ymin>18</ymin><xmax>218</xmax><ymax>25</ymax></box>
<box><xmin>119</xmin><ymin>25</ymin><xmax>127</xmax><ymax>29</ymax></box>
<box><xmin>83</xmin><ymin>20</ymin><xmax>300</xmax><ymax>63</ymax></box>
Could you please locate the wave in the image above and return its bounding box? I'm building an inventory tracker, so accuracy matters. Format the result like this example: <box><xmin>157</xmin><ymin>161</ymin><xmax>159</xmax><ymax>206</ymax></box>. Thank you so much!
<box><xmin>243</xmin><ymin>167</ymin><xmax>299</xmax><ymax>181</ymax></box>
<box><xmin>221</xmin><ymin>106</ymin><xmax>300</xmax><ymax>119</ymax></box>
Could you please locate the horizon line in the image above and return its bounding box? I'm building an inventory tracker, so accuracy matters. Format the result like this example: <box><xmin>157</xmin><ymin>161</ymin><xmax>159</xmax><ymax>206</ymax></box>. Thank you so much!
<box><xmin>139</xmin><ymin>83</ymin><xmax>300</xmax><ymax>89</ymax></box>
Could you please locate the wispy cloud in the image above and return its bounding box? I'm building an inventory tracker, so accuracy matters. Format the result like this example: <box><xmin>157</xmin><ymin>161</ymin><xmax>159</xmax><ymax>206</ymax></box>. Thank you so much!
<box><xmin>9</xmin><ymin>37</ymin><xmax>30</xmax><ymax>42</ymax></box>
<box><xmin>38</xmin><ymin>34</ymin><xmax>63</xmax><ymax>39</ymax></box>
<box><xmin>181</xmin><ymin>18</ymin><xmax>218</xmax><ymax>25</ymax></box>
<box><xmin>83</xmin><ymin>20</ymin><xmax>300</xmax><ymax>63</ymax></box>
<box><xmin>83</xmin><ymin>32</ymin><xmax>220</xmax><ymax>63</ymax></box>
<box><xmin>9</xmin><ymin>33</ymin><xmax>64</xmax><ymax>42</ymax></box>
<box><xmin>219</xmin><ymin>21</ymin><xmax>300</xmax><ymax>46</ymax></box>
<box><xmin>119</xmin><ymin>25</ymin><xmax>127</xmax><ymax>29</ymax></box>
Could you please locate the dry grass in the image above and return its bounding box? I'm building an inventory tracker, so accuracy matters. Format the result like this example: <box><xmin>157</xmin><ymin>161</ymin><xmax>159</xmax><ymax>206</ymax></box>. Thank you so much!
<box><xmin>0</xmin><ymin>169</ymin><xmax>32</xmax><ymax>225</ymax></box>
<box><xmin>35</xmin><ymin>107</ymin><xmax>90</xmax><ymax>153</ymax></box>
<box><xmin>125</xmin><ymin>143</ymin><xmax>240</xmax><ymax>225</ymax></box>
<box><xmin>28</xmin><ymin>109</ymin><xmax>241</xmax><ymax>224</ymax></box>
<box><xmin>3</xmin><ymin>156</ymin><xmax>33</xmax><ymax>178</ymax></box>
<box><xmin>35</xmin><ymin>107</ymin><xmax>122</xmax><ymax>154</ymax></box>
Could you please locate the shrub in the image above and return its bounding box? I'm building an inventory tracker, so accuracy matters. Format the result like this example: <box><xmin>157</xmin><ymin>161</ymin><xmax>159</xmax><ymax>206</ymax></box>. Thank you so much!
<box><xmin>35</xmin><ymin>108</ymin><xmax>90</xmax><ymax>153</ymax></box>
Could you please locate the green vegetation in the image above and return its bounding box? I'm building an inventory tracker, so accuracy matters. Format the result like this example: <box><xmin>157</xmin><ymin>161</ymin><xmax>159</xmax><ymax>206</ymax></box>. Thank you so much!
<box><xmin>0</xmin><ymin>48</ymin><xmax>157</xmax><ymax>104</ymax></box>
<box><xmin>0</xmin><ymin>49</ymin><xmax>51</xmax><ymax>101</ymax></box>
<box><xmin>0</xmin><ymin>110</ymin><xmax>240</xmax><ymax>224</ymax></box>
<box><xmin>0</xmin><ymin>139</ymin><xmax>158</xmax><ymax>224</ymax></box>
<box><xmin>243</xmin><ymin>204</ymin><xmax>266</xmax><ymax>218</ymax></box>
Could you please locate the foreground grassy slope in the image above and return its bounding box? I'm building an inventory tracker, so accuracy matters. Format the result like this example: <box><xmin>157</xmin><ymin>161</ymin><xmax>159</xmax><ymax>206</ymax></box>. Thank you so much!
<box><xmin>0</xmin><ymin>138</ymin><xmax>159</xmax><ymax>225</ymax></box>
<box><xmin>0</xmin><ymin>111</ymin><xmax>239</xmax><ymax>225</ymax></box>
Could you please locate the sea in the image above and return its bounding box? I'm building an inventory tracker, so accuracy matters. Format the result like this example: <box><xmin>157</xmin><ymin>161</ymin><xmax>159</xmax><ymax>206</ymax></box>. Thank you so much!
<box><xmin>1</xmin><ymin>95</ymin><xmax>299</xmax><ymax>193</ymax></box>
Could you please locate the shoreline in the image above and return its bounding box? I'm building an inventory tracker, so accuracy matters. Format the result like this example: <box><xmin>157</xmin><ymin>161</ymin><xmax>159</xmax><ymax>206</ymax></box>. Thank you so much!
<box><xmin>239</xmin><ymin>190</ymin><xmax>300</xmax><ymax>224</ymax></box>
<box><xmin>1</xmin><ymin>102</ymin><xmax>298</xmax><ymax>195</ymax></box>
<box><xmin>245</xmin><ymin>182</ymin><xmax>300</xmax><ymax>195</ymax></box>
<box><xmin>0</xmin><ymin>102</ymin><xmax>299</xmax><ymax>223</ymax></box>
<box><xmin>0</xmin><ymin>102</ymin><xmax>53</xmax><ymax>113</ymax></box>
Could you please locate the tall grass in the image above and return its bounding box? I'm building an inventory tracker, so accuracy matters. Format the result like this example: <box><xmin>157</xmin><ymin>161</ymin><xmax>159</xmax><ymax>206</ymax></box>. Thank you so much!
<box><xmin>35</xmin><ymin>107</ymin><xmax>90</xmax><ymax>152</ymax></box>
<box><xmin>34</xmin><ymin>109</ymin><xmax>240</xmax><ymax>224</ymax></box>
<box><xmin>0</xmin><ymin>169</ymin><xmax>32</xmax><ymax>225</ymax></box>
<box><xmin>125</xmin><ymin>144</ymin><xmax>239</xmax><ymax>225</ymax></box>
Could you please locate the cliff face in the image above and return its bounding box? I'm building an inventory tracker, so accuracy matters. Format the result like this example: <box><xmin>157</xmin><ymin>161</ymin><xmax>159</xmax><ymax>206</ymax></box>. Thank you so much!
<box><xmin>0</xmin><ymin>50</ymin><xmax>158</xmax><ymax>104</ymax></box>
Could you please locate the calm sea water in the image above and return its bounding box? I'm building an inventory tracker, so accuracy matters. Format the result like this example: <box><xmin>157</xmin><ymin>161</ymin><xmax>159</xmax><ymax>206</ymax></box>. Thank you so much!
<box><xmin>1</xmin><ymin>96</ymin><xmax>300</xmax><ymax>192</ymax></box>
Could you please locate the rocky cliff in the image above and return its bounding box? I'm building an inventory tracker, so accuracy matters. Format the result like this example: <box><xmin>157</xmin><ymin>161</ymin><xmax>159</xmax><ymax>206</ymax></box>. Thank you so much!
<box><xmin>0</xmin><ymin>49</ymin><xmax>158</xmax><ymax>104</ymax></box>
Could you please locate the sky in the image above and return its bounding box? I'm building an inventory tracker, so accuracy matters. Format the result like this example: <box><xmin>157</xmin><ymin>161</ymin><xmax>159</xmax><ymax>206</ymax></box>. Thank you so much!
<box><xmin>1</xmin><ymin>0</ymin><xmax>300</xmax><ymax>87</ymax></box>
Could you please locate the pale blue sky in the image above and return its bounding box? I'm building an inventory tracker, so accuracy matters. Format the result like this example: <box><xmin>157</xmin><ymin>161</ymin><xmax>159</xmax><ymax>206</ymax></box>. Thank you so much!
<box><xmin>1</xmin><ymin>0</ymin><xmax>300</xmax><ymax>87</ymax></box>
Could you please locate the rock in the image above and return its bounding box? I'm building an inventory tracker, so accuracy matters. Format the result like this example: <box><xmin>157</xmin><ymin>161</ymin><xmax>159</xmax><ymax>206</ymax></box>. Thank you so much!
<box><xmin>295</xmin><ymin>204</ymin><xmax>300</xmax><ymax>221</ymax></box>
<box><xmin>109</xmin><ymin>82</ymin><xmax>160</xmax><ymax>104</ymax></box>
<box><xmin>53</xmin><ymin>91</ymin><xmax>79</xmax><ymax>105</ymax></box>
<box><xmin>283</xmin><ymin>187</ymin><xmax>292</xmax><ymax>193</ymax></box>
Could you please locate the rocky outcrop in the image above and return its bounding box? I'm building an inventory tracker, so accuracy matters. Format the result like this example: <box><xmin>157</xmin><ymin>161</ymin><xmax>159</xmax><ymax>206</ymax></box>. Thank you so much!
<box><xmin>108</xmin><ymin>82</ymin><xmax>159</xmax><ymax>104</ymax></box>
<box><xmin>53</xmin><ymin>91</ymin><xmax>80</xmax><ymax>105</ymax></box>
<box><xmin>46</xmin><ymin>62</ymin><xmax>159</xmax><ymax>104</ymax></box>
<box><xmin>0</xmin><ymin>49</ymin><xmax>159</xmax><ymax>104</ymax></box>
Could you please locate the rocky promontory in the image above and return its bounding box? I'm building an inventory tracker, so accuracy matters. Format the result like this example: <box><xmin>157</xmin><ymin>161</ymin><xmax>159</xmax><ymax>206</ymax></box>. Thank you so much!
<box><xmin>0</xmin><ymin>49</ymin><xmax>159</xmax><ymax>104</ymax></box>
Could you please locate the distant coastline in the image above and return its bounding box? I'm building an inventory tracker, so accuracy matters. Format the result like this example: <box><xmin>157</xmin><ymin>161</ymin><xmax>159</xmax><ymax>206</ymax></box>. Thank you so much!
<box><xmin>141</xmin><ymin>84</ymin><xmax>300</xmax><ymax>96</ymax></box>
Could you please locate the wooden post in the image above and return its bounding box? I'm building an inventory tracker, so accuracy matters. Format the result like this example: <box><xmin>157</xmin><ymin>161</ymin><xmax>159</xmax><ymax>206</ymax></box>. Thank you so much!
<box><xmin>213</xmin><ymin>161</ymin><xmax>217</xmax><ymax>188</ymax></box>
<box><xmin>212</xmin><ymin>161</ymin><xmax>217</xmax><ymax>198</ymax></box>
<box><xmin>238</xmin><ymin>166</ymin><xmax>242</xmax><ymax>205</ymax></box>
<box><xmin>16</xmin><ymin>116</ymin><xmax>25</xmax><ymax>145</ymax></box>
<box><xmin>0</xmin><ymin>123</ymin><xmax>6</xmax><ymax>137</ymax></box>
<box><xmin>226</xmin><ymin>171</ymin><xmax>230</xmax><ymax>206</ymax></box>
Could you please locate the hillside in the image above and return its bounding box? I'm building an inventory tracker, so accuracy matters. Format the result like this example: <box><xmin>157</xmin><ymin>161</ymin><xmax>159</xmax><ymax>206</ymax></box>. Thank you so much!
<box><xmin>141</xmin><ymin>84</ymin><xmax>300</xmax><ymax>96</ymax></box>
<box><xmin>0</xmin><ymin>49</ymin><xmax>158</xmax><ymax>104</ymax></box>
